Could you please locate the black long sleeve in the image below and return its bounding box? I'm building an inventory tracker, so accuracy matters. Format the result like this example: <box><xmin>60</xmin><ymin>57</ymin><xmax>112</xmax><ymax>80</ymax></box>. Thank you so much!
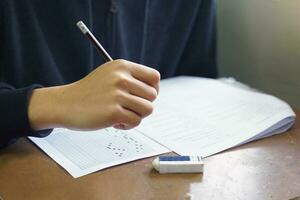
<box><xmin>0</xmin><ymin>83</ymin><xmax>51</xmax><ymax>147</ymax></box>
<box><xmin>0</xmin><ymin>0</ymin><xmax>217</xmax><ymax>147</ymax></box>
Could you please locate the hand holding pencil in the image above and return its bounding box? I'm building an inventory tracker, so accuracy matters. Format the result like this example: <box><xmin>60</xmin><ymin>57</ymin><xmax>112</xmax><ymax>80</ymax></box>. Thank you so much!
<box><xmin>28</xmin><ymin>21</ymin><xmax>160</xmax><ymax>131</ymax></box>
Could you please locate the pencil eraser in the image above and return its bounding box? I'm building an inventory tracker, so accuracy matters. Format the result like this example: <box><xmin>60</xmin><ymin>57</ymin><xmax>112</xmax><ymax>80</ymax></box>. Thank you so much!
<box><xmin>76</xmin><ymin>21</ymin><xmax>88</xmax><ymax>34</ymax></box>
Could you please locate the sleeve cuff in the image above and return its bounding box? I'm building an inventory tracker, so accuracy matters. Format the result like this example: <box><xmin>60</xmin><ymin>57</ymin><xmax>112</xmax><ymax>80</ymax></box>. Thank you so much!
<box><xmin>1</xmin><ymin>84</ymin><xmax>52</xmax><ymax>141</ymax></box>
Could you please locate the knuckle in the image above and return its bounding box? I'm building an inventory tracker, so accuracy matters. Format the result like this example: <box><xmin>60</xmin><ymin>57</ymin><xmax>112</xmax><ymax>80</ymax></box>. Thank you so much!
<box><xmin>148</xmin><ymin>88</ymin><xmax>157</xmax><ymax>101</ymax></box>
<box><xmin>153</xmin><ymin>69</ymin><xmax>161</xmax><ymax>82</ymax></box>
<box><xmin>131</xmin><ymin>117</ymin><xmax>142</xmax><ymax>127</ymax></box>
<box><xmin>144</xmin><ymin>103</ymin><xmax>154</xmax><ymax>117</ymax></box>
<box><xmin>115</xmin><ymin>59</ymin><xmax>129</xmax><ymax>69</ymax></box>
<box><xmin>116</xmin><ymin>76</ymin><xmax>130</xmax><ymax>89</ymax></box>
<box><xmin>110</xmin><ymin>105</ymin><xmax>123</xmax><ymax>121</ymax></box>
<box><xmin>118</xmin><ymin>110</ymin><xmax>141</xmax><ymax>128</ymax></box>
<box><xmin>114</xmin><ymin>91</ymin><xmax>126</xmax><ymax>103</ymax></box>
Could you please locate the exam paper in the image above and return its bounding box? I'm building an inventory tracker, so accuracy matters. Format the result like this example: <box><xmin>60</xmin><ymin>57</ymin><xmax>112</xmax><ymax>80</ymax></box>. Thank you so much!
<box><xmin>137</xmin><ymin>76</ymin><xmax>296</xmax><ymax>157</ymax></box>
<box><xmin>29</xmin><ymin>128</ymin><xmax>170</xmax><ymax>178</ymax></box>
<box><xmin>29</xmin><ymin>76</ymin><xmax>295</xmax><ymax>177</ymax></box>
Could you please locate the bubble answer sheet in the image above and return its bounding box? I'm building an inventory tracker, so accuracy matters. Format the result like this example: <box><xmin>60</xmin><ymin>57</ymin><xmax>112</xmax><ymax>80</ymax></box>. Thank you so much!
<box><xmin>29</xmin><ymin>128</ymin><xmax>170</xmax><ymax>178</ymax></box>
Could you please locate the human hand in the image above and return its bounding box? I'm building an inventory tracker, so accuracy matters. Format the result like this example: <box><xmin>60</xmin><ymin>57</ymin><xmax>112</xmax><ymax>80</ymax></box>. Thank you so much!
<box><xmin>28</xmin><ymin>59</ymin><xmax>160</xmax><ymax>131</ymax></box>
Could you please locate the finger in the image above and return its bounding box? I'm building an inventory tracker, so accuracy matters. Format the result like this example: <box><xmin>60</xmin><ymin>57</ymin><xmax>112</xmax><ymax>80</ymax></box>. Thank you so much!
<box><xmin>113</xmin><ymin>123</ymin><xmax>130</xmax><ymax>130</ymax></box>
<box><xmin>126</xmin><ymin>78</ymin><xmax>157</xmax><ymax>102</ymax></box>
<box><xmin>119</xmin><ymin>92</ymin><xmax>154</xmax><ymax>118</ymax></box>
<box><xmin>126</xmin><ymin>61</ymin><xmax>160</xmax><ymax>93</ymax></box>
<box><xmin>153</xmin><ymin>80</ymin><xmax>160</xmax><ymax>95</ymax></box>
<box><xmin>118</xmin><ymin>107</ymin><xmax>142</xmax><ymax>129</ymax></box>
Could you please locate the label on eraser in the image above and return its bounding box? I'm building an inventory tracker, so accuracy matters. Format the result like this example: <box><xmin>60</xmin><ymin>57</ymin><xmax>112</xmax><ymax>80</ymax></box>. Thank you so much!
<box><xmin>152</xmin><ymin>156</ymin><xmax>204</xmax><ymax>173</ymax></box>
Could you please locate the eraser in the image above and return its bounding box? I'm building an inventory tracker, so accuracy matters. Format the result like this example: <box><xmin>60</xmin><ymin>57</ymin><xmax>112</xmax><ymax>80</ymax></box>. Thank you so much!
<box><xmin>152</xmin><ymin>156</ymin><xmax>204</xmax><ymax>173</ymax></box>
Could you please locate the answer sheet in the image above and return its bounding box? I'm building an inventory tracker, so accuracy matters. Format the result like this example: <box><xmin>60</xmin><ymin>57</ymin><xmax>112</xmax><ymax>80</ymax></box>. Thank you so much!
<box><xmin>29</xmin><ymin>128</ymin><xmax>170</xmax><ymax>178</ymax></box>
<box><xmin>137</xmin><ymin>77</ymin><xmax>296</xmax><ymax>157</ymax></box>
<box><xmin>29</xmin><ymin>76</ymin><xmax>295</xmax><ymax>178</ymax></box>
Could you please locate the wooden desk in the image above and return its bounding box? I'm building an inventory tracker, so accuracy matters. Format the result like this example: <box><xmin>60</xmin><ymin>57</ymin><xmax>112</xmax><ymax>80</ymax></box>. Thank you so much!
<box><xmin>1</xmin><ymin>110</ymin><xmax>300</xmax><ymax>200</ymax></box>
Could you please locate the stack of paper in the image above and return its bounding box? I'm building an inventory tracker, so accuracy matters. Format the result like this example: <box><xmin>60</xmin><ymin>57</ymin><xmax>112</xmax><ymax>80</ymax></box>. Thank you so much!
<box><xmin>29</xmin><ymin>76</ymin><xmax>296</xmax><ymax>177</ymax></box>
<box><xmin>137</xmin><ymin>76</ymin><xmax>295</xmax><ymax>156</ymax></box>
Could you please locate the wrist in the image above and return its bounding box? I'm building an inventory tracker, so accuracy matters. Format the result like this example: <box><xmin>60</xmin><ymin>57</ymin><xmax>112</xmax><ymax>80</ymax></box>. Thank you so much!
<box><xmin>28</xmin><ymin>86</ymin><xmax>65</xmax><ymax>131</ymax></box>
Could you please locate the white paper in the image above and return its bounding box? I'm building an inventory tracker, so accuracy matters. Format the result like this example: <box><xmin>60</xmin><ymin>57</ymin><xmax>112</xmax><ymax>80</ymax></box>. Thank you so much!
<box><xmin>29</xmin><ymin>128</ymin><xmax>170</xmax><ymax>178</ymax></box>
<box><xmin>137</xmin><ymin>76</ymin><xmax>296</xmax><ymax>157</ymax></box>
<box><xmin>29</xmin><ymin>76</ymin><xmax>296</xmax><ymax>178</ymax></box>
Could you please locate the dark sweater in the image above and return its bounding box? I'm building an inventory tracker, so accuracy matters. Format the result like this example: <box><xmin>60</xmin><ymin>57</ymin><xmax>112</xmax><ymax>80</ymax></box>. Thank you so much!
<box><xmin>0</xmin><ymin>0</ymin><xmax>217</xmax><ymax>147</ymax></box>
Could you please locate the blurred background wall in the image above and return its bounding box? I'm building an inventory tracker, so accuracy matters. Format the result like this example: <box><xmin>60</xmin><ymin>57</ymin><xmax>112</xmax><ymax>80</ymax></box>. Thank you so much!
<box><xmin>217</xmin><ymin>0</ymin><xmax>300</xmax><ymax>109</ymax></box>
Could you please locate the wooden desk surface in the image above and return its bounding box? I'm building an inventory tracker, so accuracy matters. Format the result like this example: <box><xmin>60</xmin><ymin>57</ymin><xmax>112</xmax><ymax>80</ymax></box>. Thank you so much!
<box><xmin>1</xmin><ymin>110</ymin><xmax>300</xmax><ymax>200</ymax></box>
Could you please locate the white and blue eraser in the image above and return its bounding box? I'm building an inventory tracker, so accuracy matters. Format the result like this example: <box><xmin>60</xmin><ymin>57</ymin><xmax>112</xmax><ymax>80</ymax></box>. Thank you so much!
<box><xmin>152</xmin><ymin>156</ymin><xmax>204</xmax><ymax>174</ymax></box>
